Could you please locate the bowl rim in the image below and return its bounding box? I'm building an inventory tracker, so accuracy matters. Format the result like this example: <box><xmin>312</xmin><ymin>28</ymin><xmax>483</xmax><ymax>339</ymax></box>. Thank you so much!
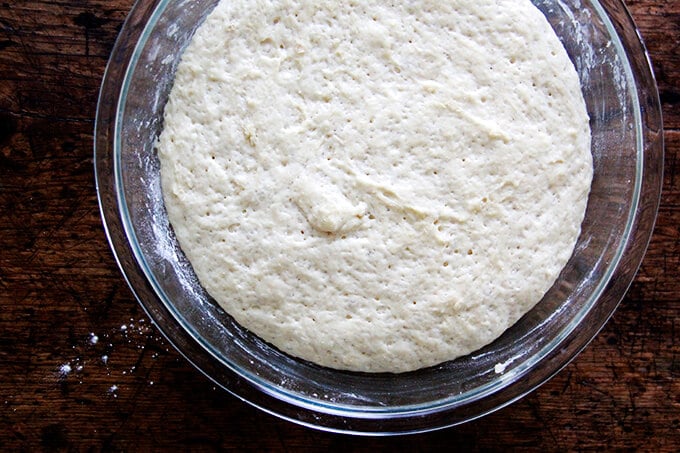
<box><xmin>94</xmin><ymin>0</ymin><xmax>664</xmax><ymax>434</ymax></box>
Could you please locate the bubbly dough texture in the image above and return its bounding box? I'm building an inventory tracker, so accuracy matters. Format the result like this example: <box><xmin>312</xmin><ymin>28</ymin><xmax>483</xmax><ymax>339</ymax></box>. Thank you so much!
<box><xmin>158</xmin><ymin>0</ymin><xmax>592</xmax><ymax>372</ymax></box>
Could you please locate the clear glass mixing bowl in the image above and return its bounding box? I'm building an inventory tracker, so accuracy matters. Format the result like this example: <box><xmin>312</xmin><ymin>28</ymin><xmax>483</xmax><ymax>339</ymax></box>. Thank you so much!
<box><xmin>95</xmin><ymin>0</ymin><xmax>663</xmax><ymax>434</ymax></box>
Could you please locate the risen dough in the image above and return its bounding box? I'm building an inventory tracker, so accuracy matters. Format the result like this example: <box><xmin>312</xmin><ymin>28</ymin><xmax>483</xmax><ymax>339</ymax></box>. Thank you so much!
<box><xmin>157</xmin><ymin>0</ymin><xmax>592</xmax><ymax>372</ymax></box>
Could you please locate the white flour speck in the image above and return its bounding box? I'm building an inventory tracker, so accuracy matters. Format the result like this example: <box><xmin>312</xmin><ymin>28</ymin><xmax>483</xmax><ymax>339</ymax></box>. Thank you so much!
<box><xmin>101</xmin><ymin>355</ymin><xmax>109</xmax><ymax>365</ymax></box>
<box><xmin>89</xmin><ymin>333</ymin><xmax>99</xmax><ymax>345</ymax></box>
<box><xmin>120</xmin><ymin>324</ymin><xmax>127</xmax><ymax>332</ymax></box>
<box><xmin>494</xmin><ymin>355</ymin><xmax>520</xmax><ymax>374</ymax></box>
<box><xmin>59</xmin><ymin>363</ymin><xmax>72</xmax><ymax>376</ymax></box>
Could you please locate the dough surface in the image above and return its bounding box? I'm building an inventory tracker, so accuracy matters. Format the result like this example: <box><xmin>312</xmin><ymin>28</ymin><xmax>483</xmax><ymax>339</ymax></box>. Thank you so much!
<box><xmin>157</xmin><ymin>0</ymin><xmax>592</xmax><ymax>372</ymax></box>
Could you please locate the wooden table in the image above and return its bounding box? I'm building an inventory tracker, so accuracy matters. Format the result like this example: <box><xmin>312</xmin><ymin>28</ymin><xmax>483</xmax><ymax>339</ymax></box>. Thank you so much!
<box><xmin>1</xmin><ymin>1</ymin><xmax>678</xmax><ymax>450</ymax></box>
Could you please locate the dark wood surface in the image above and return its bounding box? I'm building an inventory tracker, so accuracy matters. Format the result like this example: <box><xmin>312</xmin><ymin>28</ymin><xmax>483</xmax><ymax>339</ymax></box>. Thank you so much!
<box><xmin>1</xmin><ymin>1</ymin><xmax>678</xmax><ymax>450</ymax></box>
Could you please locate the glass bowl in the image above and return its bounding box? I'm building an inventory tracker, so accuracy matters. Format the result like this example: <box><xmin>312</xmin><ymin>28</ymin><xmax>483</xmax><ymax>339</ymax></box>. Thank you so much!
<box><xmin>94</xmin><ymin>0</ymin><xmax>663</xmax><ymax>434</ymax></box>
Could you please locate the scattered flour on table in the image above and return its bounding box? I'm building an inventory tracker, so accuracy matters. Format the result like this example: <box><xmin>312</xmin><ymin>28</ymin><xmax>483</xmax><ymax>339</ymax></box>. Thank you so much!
<box><xmin>157</xmin><ymin>0</ymin><xmax>593</xmax><ymax>372</ymax></box>
<box><xmin>54</xmin><ymin>318</ymin><xmax>164</xmax><ymax>392</ymax></box>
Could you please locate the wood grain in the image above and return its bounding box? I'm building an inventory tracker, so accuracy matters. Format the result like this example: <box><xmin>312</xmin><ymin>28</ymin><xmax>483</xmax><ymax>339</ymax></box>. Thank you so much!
<box><xmin>1</xmin><ymin>1</ymin><xmax>678</xmax><ymax>450</ymax></box>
